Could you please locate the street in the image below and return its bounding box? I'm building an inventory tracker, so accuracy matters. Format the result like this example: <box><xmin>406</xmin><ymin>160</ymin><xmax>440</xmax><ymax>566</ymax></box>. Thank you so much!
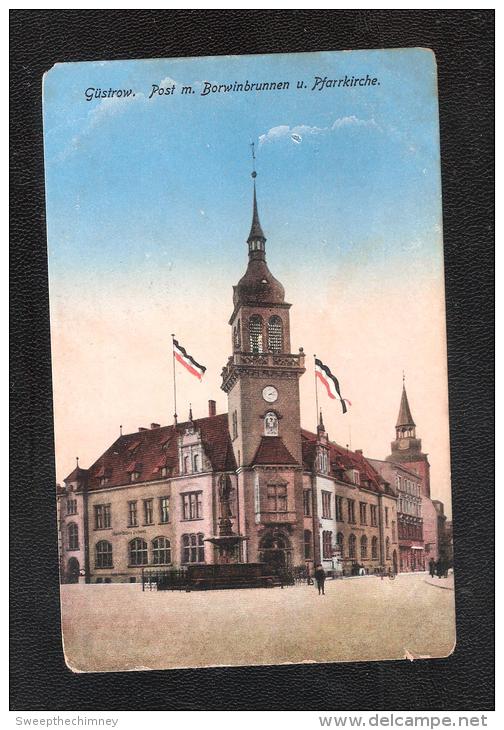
<box><xmin>60</xmin><ymin>572</ymin><xmax>456</xmax><ymax>673</ymax></box>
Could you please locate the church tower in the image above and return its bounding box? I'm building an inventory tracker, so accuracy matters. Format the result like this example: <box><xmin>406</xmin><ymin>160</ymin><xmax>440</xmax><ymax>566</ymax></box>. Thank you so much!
<box><xmin>221</xmin><ymin>161</ymin><xmax>306</xmax><ymax>568</ymax></box>
<box><xmin>387</xmin><ymin>377</ymin><xmax>431</xmax><ymax>498</ymax></box>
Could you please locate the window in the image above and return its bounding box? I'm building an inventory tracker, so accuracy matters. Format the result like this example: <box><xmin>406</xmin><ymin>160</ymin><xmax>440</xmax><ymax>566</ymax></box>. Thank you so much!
<box><xmin>336</xmin><ymin>532</ymin><xmax>344</xmax><ymax>556</ymax></box>
<box><xmin>386</xmin><ymin>537</ymin><xmax>390</xmax><ymax>560</ymax></box>
<box><xmin>322</xmin><ymin>491</ymin><xmax>332</xmax><ymax>519</ymax></box>
<box><xmin>322</xmin><ymin>530</ymin><xmax>333</xmax><ymax>559</ymax></box>
<box><xmin>94</xmin><ymin>504</ymin><xmax>111</xmax><ymax>529</ymax></box>
<box><xmin>160</xmin><ymin>466</ymin><xmax>169</xmax><ymax>478</ymax></box>
<box><xmin>130</xmin><ymin>471</ymin><xmax>140</xmax><ymax>483</ymax></box>
<box><xmin>267</xmin><ymin>316</ymin><xmax>283</xmax><ymax>353</ymax></box>
<box><xmin>351</xmin><ymin>469</ymin><xmax>360</xmax><ymax>485</ymax></box>
<box><xmin>182</xmin><ymin>492</ymin><xmax>203</xmax><ymax>520</ymax></box>
<box><xmin>347</xmin><ymin>499</ymin><xmax>356</xmax><ymax>523</ymax></box>
<box><xmin>183</xmin><ymin>455</ymin><xmax>189</xmax><ymax>474</ymax></box>
<box><xmin>129</xmin><ymin>538</ymin><xmax>148</xmax><ymax>566</ymax></box>
<box><xmin>152</xmin><ymin>537</ymin><xmax>171</xmax><ymax>565</ymax></box>
<box><xmin>232</xmin><ymin>410</ymin><xmax>238</xmax><ymax>440</ymax></box>
<box><xmin>392</xmin><ymin>520</ymin><xmax>396</xmax><ymax>542</ymax></box>
<box><xmin>348</xmin><ymin>533</ymin><xmax>357</xmax><ymax>559</ymax></box>
<box><xmin>249</xmin><ymin>315</ymin><xmax>263</xmax><ymax>353</ymax></box>
<box><xmin>182</xmin><ymin>533</ymin><xmax>205</xmax><ymax>563</ymax></box>
<box><xmin>318</xmin><ymin>448</ymin><xmax>328</xmax><ymax>473</ymax></box>
<box><xmin>128</xmin><ymin>501</ymin><xmax>138</xmax><ymax>527</ymax></box>
<box><xmin>303</xmin><ymin>489</ymin><xmax>312</xmax><ymax>516</ymax></box>
<box><xmin>335</xmin><ymin>496</ymin><xmax>344</xmax><ymax>521</ymax></box>
<box><xmin>95</xmin><ymin>540</ymin><xmax>113</xmax><ymax>568</ymax></box>
<box><xmin>360</xmin><ymin>535</ymin><xmax>368</xmax><ymax>559</ymax></box>
<box><xmin>143</xmin><ymin>499</ymin><xmax>154</xmax><ymax>525</ymax></box>
<box><xmin>304</xmin><ymin>530</ymin><xmax>312</xmax><ymax>560</ymax></box>
<box><xmin>68</xmin><ymin>522</ymin><xmax>79</xmax><ymax>550</ymax></box>
<box><xmin>67</xmin><ymin>499</ymin><xmax>77</xmax><ymax>515</ymax></box>
<box><xmin>385</xmin><ymin>506</ymin><xmax>389</xmax><ymax>527</ymax></box>
<box><xmin>267</xmin><ymin>483</ymin><xmax>287</xmax><ymax>513</ymax></box>
<box><xmin>359</xmin><ymin>502</ymin><xmax>367</xmax><ymax>525</ymax></box>
<box><xmin>193</xmin><ymin>454</ymin><xmax>199</xmax><ymax>472</ymax></box>
<box><xmin>370</xmin><ymin>505</ymin><xmax>378</xmax><ymax>526</ymax></box>
<box><xmin>371</xmin><ymin>536</ymin><xmax>379</xmax><ymax>559</ymax></box>
<box><xmin>233</xmin><ymin>321</ymin><xmax>241</xmax><ymax>349</ymax></box>
<box><xmin>159</xmin><ymin>496</ymin><xmax>170</xmax><ymax>524</ymax></box>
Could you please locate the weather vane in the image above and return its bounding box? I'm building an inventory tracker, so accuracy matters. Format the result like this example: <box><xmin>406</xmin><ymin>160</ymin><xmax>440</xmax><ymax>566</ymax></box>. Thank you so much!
<box><xmin>250</xmin><ymin>141</ymin><xmax>257</xmax><ymax>178</ymax></box>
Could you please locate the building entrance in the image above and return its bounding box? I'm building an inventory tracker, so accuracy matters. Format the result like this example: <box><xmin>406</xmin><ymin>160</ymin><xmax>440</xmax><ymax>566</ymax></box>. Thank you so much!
<box><xmin>67</xmin><ymin>557</ymin><xmax>80</xmax><ymax>583</ymax></box>
<box><xmin>259</xmin><ymin>532</ymin><xmax>292</xmax><ymax>570</ymax></box>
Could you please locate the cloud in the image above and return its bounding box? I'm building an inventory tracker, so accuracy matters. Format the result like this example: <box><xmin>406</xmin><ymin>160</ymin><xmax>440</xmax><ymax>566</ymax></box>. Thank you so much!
<box><xmin>258</xmin><ymin>116</ymin><xmax>379</xmax><ymax>147</ymax></box>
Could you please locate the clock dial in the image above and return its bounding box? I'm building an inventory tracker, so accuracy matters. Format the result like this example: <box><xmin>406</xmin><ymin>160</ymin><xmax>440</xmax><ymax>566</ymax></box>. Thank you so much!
<box><xmin>262</xmin><ymin>385</ymin><xmax>278</xmax><ymax>403</ymax></box>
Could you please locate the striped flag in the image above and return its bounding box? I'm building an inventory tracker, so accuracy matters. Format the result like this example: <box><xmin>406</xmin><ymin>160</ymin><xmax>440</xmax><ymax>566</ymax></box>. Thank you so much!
<box><xmin>173</xmin><ymin>339</ymin><xmax>207</xmax><ymax>381</ymax></box>
<box><xmin>315</xmin><ymin>357</ymin><xmax>349</xmax><ymax>414</ymax></box>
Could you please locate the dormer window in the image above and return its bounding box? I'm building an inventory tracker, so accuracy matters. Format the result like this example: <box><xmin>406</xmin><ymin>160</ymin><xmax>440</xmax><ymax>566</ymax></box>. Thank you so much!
<box><xmin>130</xmin><ymin>471</ymin><xmax>140</xmax><ymax>483</ymax></box>
<box><xmin>160</xmin><ymin>466</ymin><xmax>169</xmax><ymax>478</ymax></box>
<box><xmin>183</xmin><ymin>455</ymin><xmax>189</xmax><ymax>474</ymax></box>
<box><xmin>193</xmin><ymin>453</ymin><xmax>199</xmax><ymax>472</ymax></box>
<box><xmin>318</xmin><ymin>448</ymin><xmax>328</xmax><ymax>474</ymax></box>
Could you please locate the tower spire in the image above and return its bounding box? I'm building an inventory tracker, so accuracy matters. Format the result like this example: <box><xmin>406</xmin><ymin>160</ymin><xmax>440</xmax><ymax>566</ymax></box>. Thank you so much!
<box><xmin>247</xmin><ymin>143</ymin><xmax>266</xmax><ymax>259</ymax></box>
<box><xmin>396</xmin><ymin>376</ymin><xmax>416</xmax><ymax>436</ymax></box>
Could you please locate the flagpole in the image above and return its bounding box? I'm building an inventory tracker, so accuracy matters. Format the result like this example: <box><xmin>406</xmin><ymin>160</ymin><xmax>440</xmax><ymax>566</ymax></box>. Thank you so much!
<box><xmin>314</xmin><ymin>354</ymin><xmax>319</xmax><ymax>428</ymax></box>
<box><xmin>171</xmin><ymin>334</ymin><xmax>178</xmax><ymax>425</ymax></box>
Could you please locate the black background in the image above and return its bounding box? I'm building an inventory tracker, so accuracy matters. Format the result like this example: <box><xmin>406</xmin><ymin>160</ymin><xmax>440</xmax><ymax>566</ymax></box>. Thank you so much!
<box><xmin>10</xmin><ymin>9</ymin><xmax>494</xmax><ymax>711</ymax></box>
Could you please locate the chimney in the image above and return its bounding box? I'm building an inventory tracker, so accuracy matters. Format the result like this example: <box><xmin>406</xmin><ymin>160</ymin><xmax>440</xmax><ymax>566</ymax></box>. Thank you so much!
<box><xmin>208</xmin><ymin>399</ymin><xmax>217</xmax><ymax>417</ymax></box>
<box><xmin>150</xmin><ymin>423</ymin><xmax>160</xmax><ymax>429</ymax></box>
<box><xmin>138</xmin><ymin>427</ymin><xmax>148</xmax><ymax>432</ymax></box>
<box><xmin>355</xmin><ymin>449</ymin><xmax>363</xmax><ymax>455</ymax></box>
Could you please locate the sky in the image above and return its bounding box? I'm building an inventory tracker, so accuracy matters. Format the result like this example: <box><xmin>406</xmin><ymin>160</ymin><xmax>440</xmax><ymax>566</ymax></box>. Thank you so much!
<box><xmin>43</xmin><ymin>48</ymin><xmax>452</xmax><ymax>516</ymax></box>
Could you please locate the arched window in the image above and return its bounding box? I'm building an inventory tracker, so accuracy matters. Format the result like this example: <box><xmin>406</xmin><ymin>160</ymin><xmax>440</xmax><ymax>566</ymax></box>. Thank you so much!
<box><xmin>360</xmin><ymin>535</ymin><xmax>368</xmax><ymax>559</ymax></box>
<box><xmin>348</xmin><ymin>533</ymin><xmax>357</xmax><ymax>559</ymax></box>
<box><xmin>183</xmin><ymin>455</ymin><xmax>189</xmax><ymax>474</ymax></box>
<box><xmin>233</xmin><ymin>320</ymin><xmax>241</xmax><ymax>349</ymax></box>
<box><xmin>336</xmin><ymin>532</ymin><xmax>344</xmax><ymax>557</ymax></box>
<box><xmin>264</xmin><ymin>411</ymin><xmax>279</xmax><ymax>436</ymax></box>
<box><xmin>193</xmin><ymin>453</ymin><xmax>199</xmax><ymax>472</ymax></box>
<box><xmin>249</xmin><ymin>315</ymin><xmax>263</xmax><ymax>353</ymax></box>
<box><xmin>95</xmin><ymin>540</ymin><xmax>113</xmax><ymax>568</ymax></box>
<box><xmin>386</xmin><ymin>537</ymin><xmax>390</xmax><ymax>560</ymax></box>
<box><xmin>304</xmin><ymin>529</ymin><xmax>312</xmax><ymax>560</ymax></box>
<box><xmin>152</xmin><ymin>537</ymin><xmax>171</xmax><ymax>565</ymax></box>
<box><xmin>182</xmin><ymin>533</ymin><xmax>205</xmax><ymax>563</ymax></box>
<box><xmin>371</xmin><ymin>536</ymin><xmax>379</xmax><ymax>559</ymax></box>
<box><xmin>392</xmin><ymin>520</ymin><xmax>396</xmax><ymax>542</ymax></box>
<box><xmin>267</xmin><ymin>315</ymin><xmax>283</xmax><ymax>352</ymax></box>
<box><xmin>129</xmin><ymin>538</ymin><xmax>148</xmax><ymax>566</ymax></box>
<box><xmin>68</xmin><ymin>522</ymin><xmax>79</xmax><ymax>551</ymax></box>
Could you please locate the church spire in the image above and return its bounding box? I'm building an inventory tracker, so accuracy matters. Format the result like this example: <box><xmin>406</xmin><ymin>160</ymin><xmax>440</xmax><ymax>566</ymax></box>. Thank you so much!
<box><xmin>247</xmin><ymin>143</ymin><xmax>266</xmax><ymax>260</ymax></box>
<box><xmin>395</xmin><ymin>375</ymin><xmax>416</xmax><ymax>438</ymax></box>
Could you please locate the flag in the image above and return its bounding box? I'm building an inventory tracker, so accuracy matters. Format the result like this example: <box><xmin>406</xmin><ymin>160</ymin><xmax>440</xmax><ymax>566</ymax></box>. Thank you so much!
<box><xmin>173</xmin><ymin>339</ymin><xmax>206</xmax><ymax>381</ymax></box>
<box><xmin>315</xmin><ymin>357</ymin><xmax>349</xmax><ymax>414</ymax></box>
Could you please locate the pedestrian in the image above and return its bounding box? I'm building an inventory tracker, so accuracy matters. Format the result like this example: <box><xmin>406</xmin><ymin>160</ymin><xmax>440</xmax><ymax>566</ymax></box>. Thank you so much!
<box><xmin>314</xmin><ymin>563</ymin><xmax>326</xmax><ymax>595</ymax></box>
<box><xmin>429</xmin><ymin>558</ymin><xmax>436</xmax><ymax>578</ymax></box>
<box><xmin>435</xmin><ymin>558</ymin><xmax>444</xmax><ymax>579</ymax></box>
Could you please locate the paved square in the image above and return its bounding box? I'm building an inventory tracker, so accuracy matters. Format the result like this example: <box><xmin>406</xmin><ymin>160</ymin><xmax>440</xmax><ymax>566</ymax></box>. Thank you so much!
<box><xmin>61</xmin><ymin>573</ymin><xmax>456</xmax><ymax>672</ymax></box>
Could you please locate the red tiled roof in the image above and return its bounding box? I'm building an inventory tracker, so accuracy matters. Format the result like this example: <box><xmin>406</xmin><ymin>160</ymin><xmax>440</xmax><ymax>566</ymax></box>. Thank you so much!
<box><xmin>301</xmin><ymin>428</ymin><xmax>385</xmax><ymax>493</ymax></box>
<box><xmin>63</xmin><ymin>466</ymin><xmax>89</xmax><ymax>484</ymax></box>
<box><xmin>81</xmin><ymin>413</ymin><xmax>236</xmax><ymax>491</ymax></box>
<box><xmin>251</xmin><ymin>436</ymin><xmax>298</xmax><ymax>466</ymax></box>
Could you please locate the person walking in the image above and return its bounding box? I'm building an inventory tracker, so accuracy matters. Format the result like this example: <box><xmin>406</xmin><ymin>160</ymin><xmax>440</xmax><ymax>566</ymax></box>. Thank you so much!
<box><xmin>314</xmin><ymin>564</ymin><xmax>326</xmax><ymax>595</ymax></box>
<box><xmin>429</xmin><ymin>558</ymin><xmax>436</xmax><ymax>578</ymax></box>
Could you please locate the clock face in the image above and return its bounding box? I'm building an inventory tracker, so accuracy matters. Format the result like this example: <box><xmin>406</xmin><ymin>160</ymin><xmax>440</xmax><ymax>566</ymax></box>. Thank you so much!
<box><xmin>399</xmin><ymin>438</ymin><xmax>409</xmax><ymax>450</ymax></box>
<box><xmin>262</xmin><ymin>385</ymin><xmax>278</xmax><ymax>403</ymax></box>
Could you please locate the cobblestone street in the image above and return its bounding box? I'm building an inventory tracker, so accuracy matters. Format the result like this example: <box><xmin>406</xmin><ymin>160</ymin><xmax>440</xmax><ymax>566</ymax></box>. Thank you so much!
<box><xmin>61</xmin><ymin>572</ymin><xmax>456</xmax><ymax>673</ymax></box>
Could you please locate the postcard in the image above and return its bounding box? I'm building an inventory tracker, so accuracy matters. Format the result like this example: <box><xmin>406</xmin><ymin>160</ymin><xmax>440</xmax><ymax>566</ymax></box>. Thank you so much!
<box><xmin>43</xmin><ymin>48</ymin><xmax>455</xmax><ymax>672</ymax></box>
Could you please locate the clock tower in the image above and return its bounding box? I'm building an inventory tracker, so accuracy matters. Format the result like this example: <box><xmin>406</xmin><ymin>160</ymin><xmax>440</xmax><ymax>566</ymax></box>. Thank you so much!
<box><xmin>221</xmin><ymin>166</ymin><xmax>306</xmax><ymax>567</ymax></box>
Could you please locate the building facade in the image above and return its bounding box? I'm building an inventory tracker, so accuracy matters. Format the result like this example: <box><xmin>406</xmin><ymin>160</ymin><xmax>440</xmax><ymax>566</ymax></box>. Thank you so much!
<box><xmin>368</xmin><ymin>458</ymin><xmax>424</xmax><ymax>572</ymax></box>
<box><xmin>58</xmin><ymin>178</ymin><xmax>407</xmax><ymax>583</ymax></box>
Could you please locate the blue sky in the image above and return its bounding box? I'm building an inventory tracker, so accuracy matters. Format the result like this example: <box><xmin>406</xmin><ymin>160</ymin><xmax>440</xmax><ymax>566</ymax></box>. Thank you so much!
<box><xmin>44</xmin><ymin>48</ymin><xmax>442</xmax><ymax>288</ymax></box>
<box><xmin>43</xmin><ymin>49</ymin><xmax>451</xmax><ymax>514</ymax></box>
